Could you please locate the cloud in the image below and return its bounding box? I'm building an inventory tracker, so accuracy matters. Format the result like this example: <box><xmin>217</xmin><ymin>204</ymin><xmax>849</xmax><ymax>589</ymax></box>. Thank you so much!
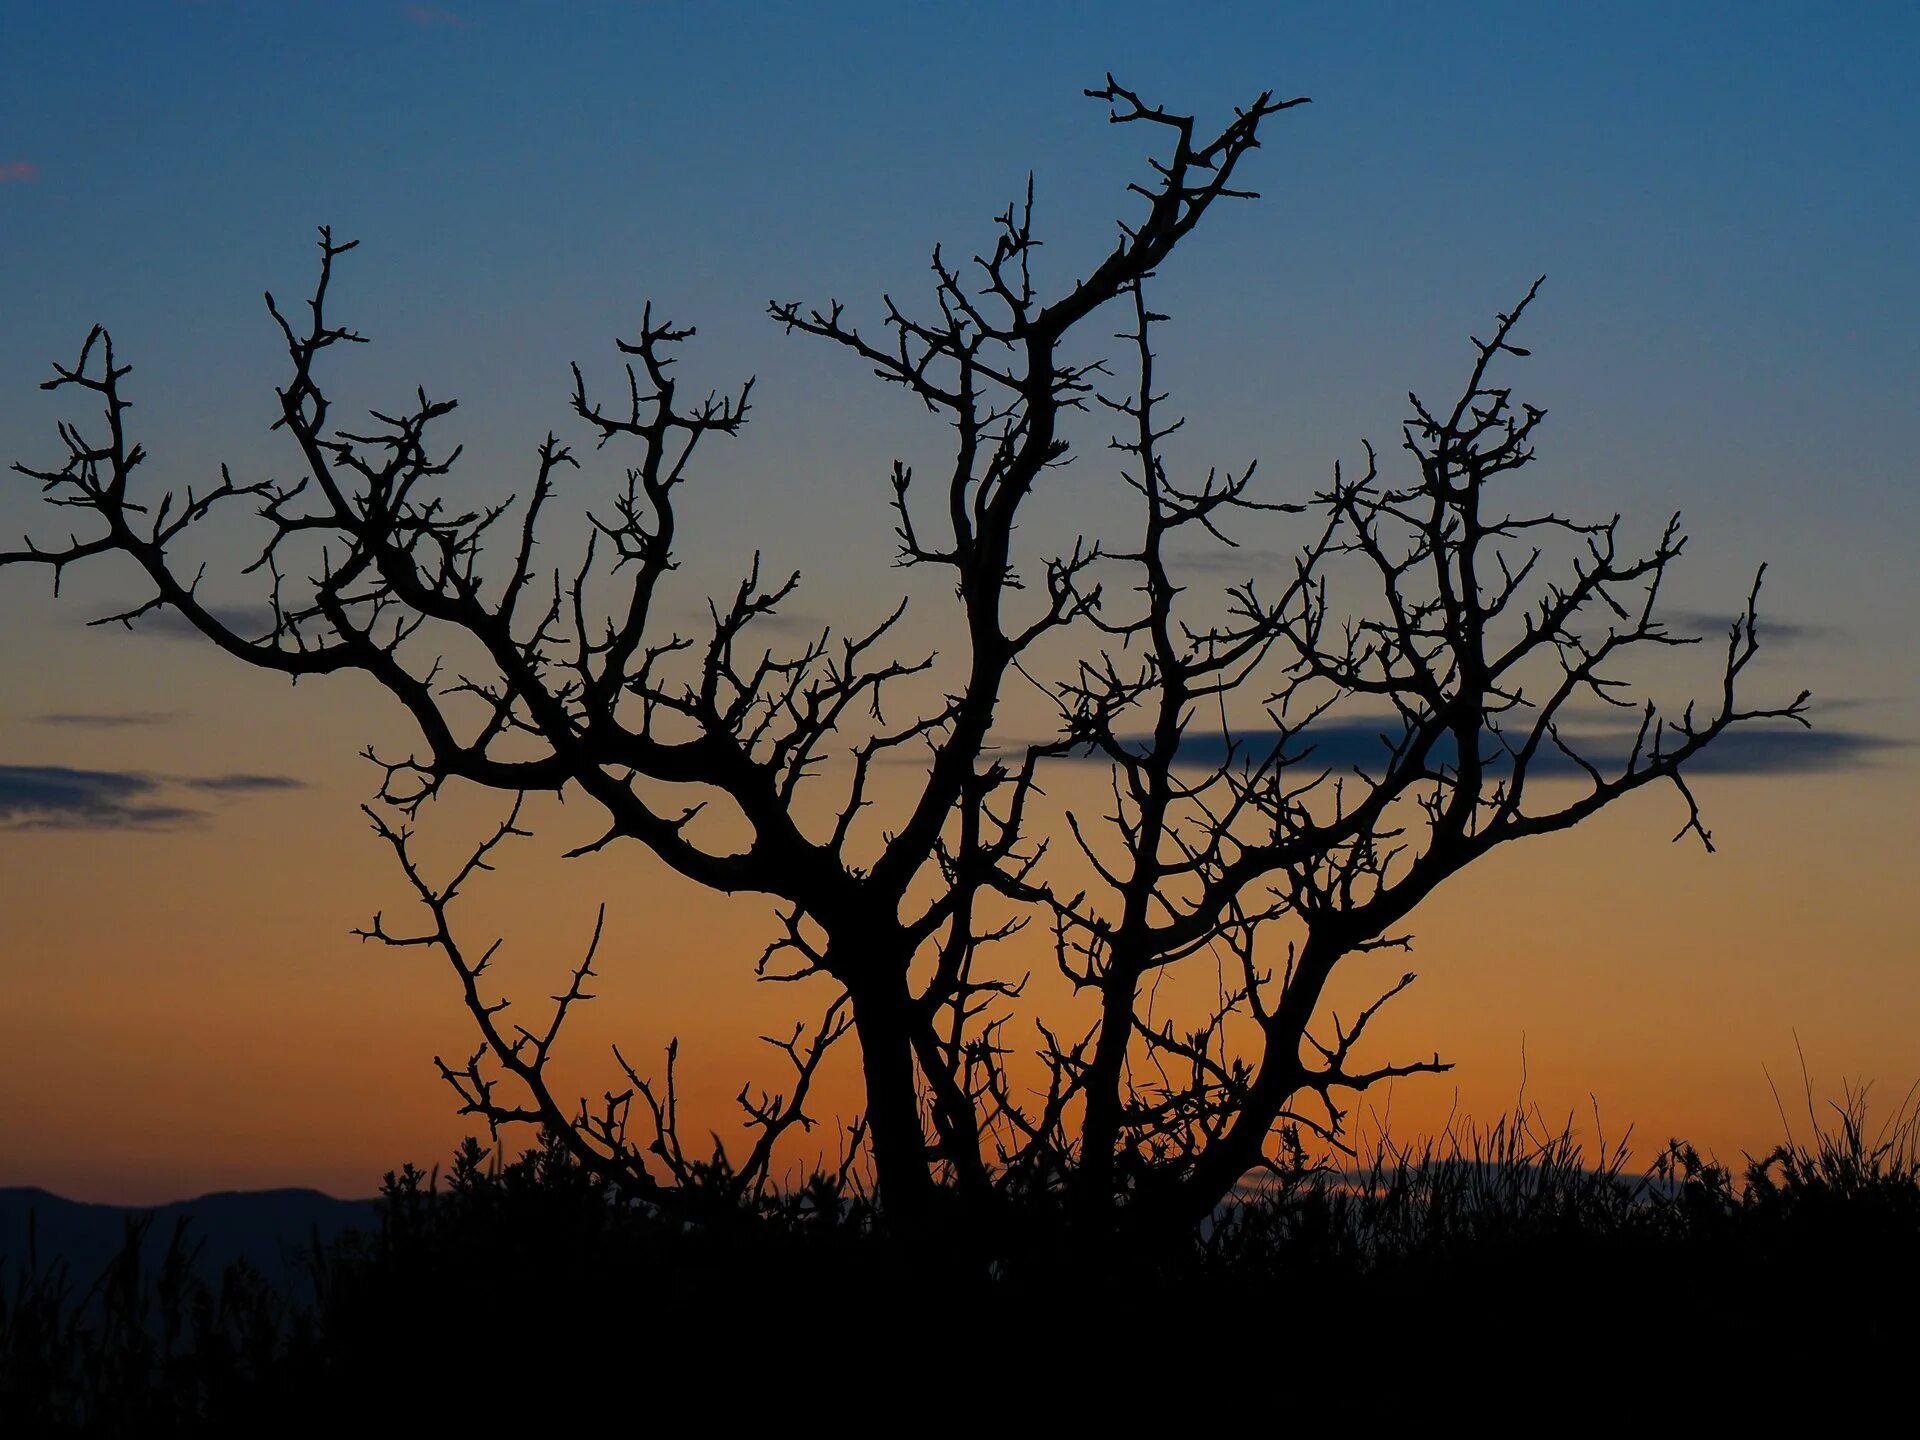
<box><xmin>32</xmin><ymin>711</ymin><xmax>174</xmax><ymax>729</ymax></box>
<box><xmin>178</xmin><ymin>773</ymin><xmax>307</xmax><ymax>794</ymax></box>
<box><xmin>671</xmin><ymin>603</ymin><xmax>827</xmax><ymax>637</ymax></box>
<box><xmin>1671</xmin><ymin>727</ymin><xmax>1903</xmax><ymax>775</ymax></box>
<box><xmin>1661</xmin><ymin>609</ymin><xmax>1843</xmax><ymax>649</ymax></box>
<box><xmin>0</xmin><ymin>160</ymin><xmax>38</xmax><ymax>185</ymax></box>
<box><xmin>1147</xmin><ymin>562</ymin><xmax>1839</xmax><ymax>651</ymax></box>
<box><xmin>404</xmin><ymin>4</ymin><xmax>467</xmax><ymax>26</ymax></box>
<box><xmin>1801</xmin><ymin>695</ymin><xmax>1908</xmax><ymax>718</ymax></box>
<box><xmin>1055</xmin><ymin>718</ymin><xmax>1906</xmax><ymax>780</ymax></box>
<box><xmin>0</xmin><ymin>766</ymin><xmax>195</xmax><ymax>830</ymax></box>
<box><xmin>95</xmin><ymin>603</ymin><xmax>280</xmax><ymax>642</ymax></box>
<box><xmin>0</xmin><ymin>765</ymin><xmax>306</xmax><ymax>830</ymax></box>
<box><xmin>1164</xmin><ymin>545</ymin><xmax>1289</xmax><ymax>579</ymax></box>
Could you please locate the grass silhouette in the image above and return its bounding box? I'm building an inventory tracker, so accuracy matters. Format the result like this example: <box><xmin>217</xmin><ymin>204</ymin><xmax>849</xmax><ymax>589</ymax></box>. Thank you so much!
<box><xmin>6</xmin><ymin>1082</ymin><xmax>1918</xmax><ymax>1428</ymax></box>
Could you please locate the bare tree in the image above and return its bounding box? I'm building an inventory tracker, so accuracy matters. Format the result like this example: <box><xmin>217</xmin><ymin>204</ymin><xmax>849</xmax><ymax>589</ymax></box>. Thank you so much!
<box><xmin>5</xmin><ymin>79</ymin><xmax>1805</xmax><ymax>1233</ymax></box>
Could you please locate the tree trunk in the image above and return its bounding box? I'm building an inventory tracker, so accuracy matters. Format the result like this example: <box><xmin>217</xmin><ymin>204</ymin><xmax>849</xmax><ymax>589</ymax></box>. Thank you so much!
<box><xmin>849</xmin><ymin>974</ymin><xmax>935</xmax><ymax>1220</ymax></box>
<box><xmin>1165</xmin><ymin>938</ymin><xmax>1341</xmax><ymax>1228</ymax></box>
<box><xmin>1074</xmin><ymin>968</ymin><xmax>1140</xmax><ymax>1219</ymax></box>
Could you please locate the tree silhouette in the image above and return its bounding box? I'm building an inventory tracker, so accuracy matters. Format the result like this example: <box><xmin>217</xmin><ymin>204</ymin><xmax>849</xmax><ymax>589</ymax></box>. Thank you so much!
<box><xmin>5</xmin><ymin>79</ymin><xmax>1807</xmax><ymax>1232</ymax></box>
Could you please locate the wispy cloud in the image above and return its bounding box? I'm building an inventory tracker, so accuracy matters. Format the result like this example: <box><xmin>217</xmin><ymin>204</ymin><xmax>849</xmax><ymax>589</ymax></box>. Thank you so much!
<box><xmin>0</xmin><ymin>766</ymin><xmax>195</xmax><ymax>830</ymax></box>
<box><xmin>32</xmin><ymin>711</ymin><xmax>175</xmax><ymax>729</ymax></box>
<box><xmin>1159</xmin><ymin>559</ymin><xmax>1840</xmax><ymax>652</ymax></box>
<box><xmin>404</xmin><ymin>4</ymin><xmax>467</xmax><ymax>26</ymax></box>
<box><xmin>1662</xmin><ymin>609</ymin><xmax>1844</xmax><ymax>648</ymax></box>
<box><xmin>1053</xmin><ymin>718</ymin><xmax>1906</xmax><ymax>780</ymax></box>
<box><xmin>0</xmin><ymin>765</ymin><xmax>306</xmax><ymax>831</ymax></box>
<box><xmin>1669</xmin><ymin>727</ymin><xmax>1902</xmax><ymax>775</ymax></box>
<box><xmin>1164</xmin><ymin>545</ymin><xmax>1287</xmax><ymax>579</ymax></box>
<box><xmin>178</xmin><ymin>773</ymin><xmax>306</xmax><ymax>794</ymax></box>
<box><xmin>0</xmin><ymin>160</ymin><xmax>39</xmax><ymax>185</ymax></box>
<box><xmin>673</xmin><ymin>603</ymin><xmax>826</xmax><ymax>637</ymax></box>
<box><xmin>1804</xmin><ymin>695</ymin><xmax>1902</xmax><ymax>715</ymax></box>
<box><xmin>94</xmin><ymin>603</ymin><xmax>280</xmax><ymax>642</ymax></box>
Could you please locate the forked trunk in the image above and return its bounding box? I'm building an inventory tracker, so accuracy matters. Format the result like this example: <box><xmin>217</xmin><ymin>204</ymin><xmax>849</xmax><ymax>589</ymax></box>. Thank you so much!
<box><xmin>849</xmin><ymin>974</ymin><xmax>935</xmax><ymax>1220</ymax></box>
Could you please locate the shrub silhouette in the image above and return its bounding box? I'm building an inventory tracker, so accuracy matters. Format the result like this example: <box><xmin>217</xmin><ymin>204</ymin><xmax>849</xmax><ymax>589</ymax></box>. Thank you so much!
<box><xmin>0</xmin><ymin>1214</ymin><xmax>303</xmax><ymax>1433</ymax></box>
<box><xmin>8</xmin><ymin>1087</ymin><xmax>1919</xmax><ymax>1427</ymax></box>
<box><xmin>5</xmin><ymin>79</ymin><xmax>1808</xmax><ymax>1229</ymax></box>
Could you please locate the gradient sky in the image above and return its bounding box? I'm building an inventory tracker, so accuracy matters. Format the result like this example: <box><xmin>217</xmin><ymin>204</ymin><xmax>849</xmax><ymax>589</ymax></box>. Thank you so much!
<box><xmin>2</xmin><ymin>2</ymin><xmax>1916</xmax><ymax>1202</ymax></box>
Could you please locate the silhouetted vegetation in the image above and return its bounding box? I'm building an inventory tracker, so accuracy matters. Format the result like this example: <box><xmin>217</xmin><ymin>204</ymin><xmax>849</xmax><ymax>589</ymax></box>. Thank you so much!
<box><xmin>8</xmin><ymin>1086</ymin><xmax>1916</xmax><ymax>1430</ymax></box>
<box><xmin>0</xmin><ymin>1214</ymin><xmax>306</xmax><ymax>1433</ymax></box>
<box><xmin>5</xmin><ymin>79</ymin><xmax>1809</xmax><ymax>1231</ymax></box>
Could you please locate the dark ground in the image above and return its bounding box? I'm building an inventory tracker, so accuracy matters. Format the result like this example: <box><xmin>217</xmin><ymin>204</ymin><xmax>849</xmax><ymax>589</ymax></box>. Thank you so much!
<box><xmin>5</xmin><ymin>1115</ymin><xmax>1917</xmax><ymax>1429</ymax></box>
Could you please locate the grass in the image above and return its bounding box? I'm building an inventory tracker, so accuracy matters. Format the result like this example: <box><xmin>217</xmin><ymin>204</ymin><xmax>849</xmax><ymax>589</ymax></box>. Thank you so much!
<box><xmin>6</xmin><ymin>1085</ymin><xmax>1919</xmax><ymax>1429</ymax></box>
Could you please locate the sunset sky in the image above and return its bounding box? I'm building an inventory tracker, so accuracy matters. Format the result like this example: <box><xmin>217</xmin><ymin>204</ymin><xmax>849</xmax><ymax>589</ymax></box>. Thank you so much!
<box><xmin>3</xmin><ymin>2</ymin><xmax>1916</xmax><ymax>1204</ymax></box>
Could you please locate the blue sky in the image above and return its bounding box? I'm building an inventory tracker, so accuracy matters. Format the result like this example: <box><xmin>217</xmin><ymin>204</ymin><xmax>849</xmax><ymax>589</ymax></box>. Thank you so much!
<box><xmin>2</xmin><ymin>2</ymin><xmax>1917</xmax><ymax>1198</ymax></box>
<box><xmin>6</xmin><ymin>3</ymin><xmax>1914</xmax><ymax>628</ymax></box>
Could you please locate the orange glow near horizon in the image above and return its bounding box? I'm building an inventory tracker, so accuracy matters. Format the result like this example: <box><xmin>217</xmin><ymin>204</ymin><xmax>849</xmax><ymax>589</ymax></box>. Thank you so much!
<box><xmin>4</xmin><ymin>3</ymin><xmax>1917</xmax><ymax>1211</ymax></box>
<box><xmin>2</xmin><ymin>654</ymin><xmax>1912</xmax><ymax>1204</ymax></box>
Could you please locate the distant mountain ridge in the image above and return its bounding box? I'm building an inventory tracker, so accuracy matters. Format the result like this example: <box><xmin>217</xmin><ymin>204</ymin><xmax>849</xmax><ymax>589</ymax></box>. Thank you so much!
<box><xmin>0</xmin><ymin>1186</ymin><xmax>380</xmax><ymax>1289</ymax></box>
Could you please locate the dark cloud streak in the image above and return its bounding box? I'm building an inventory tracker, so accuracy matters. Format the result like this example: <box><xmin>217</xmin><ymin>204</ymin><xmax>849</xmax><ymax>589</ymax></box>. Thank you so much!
<box><xmin>1661</xmin><ymin>609</ymin><xmax>1845</xmax><ymax>649</ymax></box>
<box><xmin>1058</xmin><ymin>720</ymin><xmax>1905</xmax><ymax>780</ymax></box>
<box><xmin>0</xmin><ymin>766</ymin><xmax>195</xmax><ymax>830</ymax></box>
<box><xmin>96</xmin><ymin>604</ymin><xmax>280</xmax><ymax>642</ymax></box>
<box><xmin>32</xmin><ymin>711</ymin><xmax>175</xmax><ymax>728</ymax></box>
<box><xmin>1148</xmin><ymin>562</ymin><xmax>1842</xmax><ymax>650</ymax></box>
<box><xmin>0</xmin><ymin>765</ymin><xmax>306</xmax><ymax>831</ymax></box>
<box><xmin>404</xmin><ymin>4</ymin><xmax>467</xmax><ymax>27</ymax></box>
<box><xmin>177</xmin><ymin>773</ymin><xmax>307</xmax><ymax>794</ymax></box>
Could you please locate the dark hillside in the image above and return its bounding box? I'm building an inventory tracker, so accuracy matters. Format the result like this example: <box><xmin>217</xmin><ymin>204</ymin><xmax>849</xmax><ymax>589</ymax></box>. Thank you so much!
<box><xmin>0</xmin><ymin>1188</ymin><xmax>378</xmax><ymax>1292</ymax></box>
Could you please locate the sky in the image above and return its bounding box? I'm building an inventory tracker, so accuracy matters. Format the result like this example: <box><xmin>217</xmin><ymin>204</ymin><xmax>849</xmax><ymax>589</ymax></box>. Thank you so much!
<box><xmin>2</xmin><ymin>1</ymin><xmax>1916</xmax><ymax>1202</ymax></box>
